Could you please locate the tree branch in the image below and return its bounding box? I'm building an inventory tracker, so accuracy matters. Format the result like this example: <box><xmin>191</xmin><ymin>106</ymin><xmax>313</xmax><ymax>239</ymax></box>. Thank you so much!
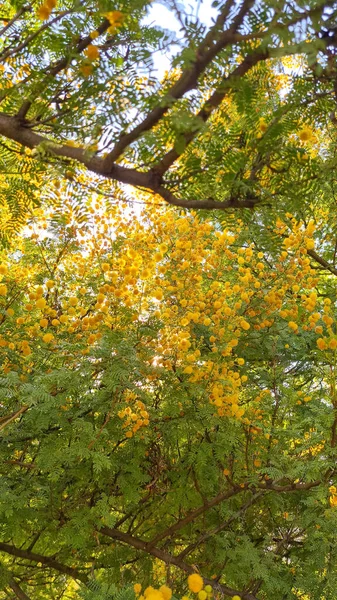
<box><xmin>0</xmin><ymin>406</ymin><xmax>28</xmax><ymax>431</ymax></box>
<box><xmin>99</xmin><ymin>526</ymin><xmax>258</xmax><ymax>600</ymax></box>
<box><xmin>7</xmin><ymin>576</ymin><xmax>32</xmax><ymax>600</ymax></box>
<box><xmin>307</xmin><ymin>248</ymin><xmax>337</xmax><ymax>276</ymax></box>
<box><xmin>147</xmin><ymin>485</ymin><xmax>246</xmax><ymax>548</ymax></box>
<box><xmin>103</xmin><ymin>0</ymin><xmax>256</xmax><ymax>167</ymax></box>
<box><xmin>0</xmin><ymin>541</ymin><xmax>88</xmax><ymax>584</ymax></box>
<box><xmin>177</xmin><ymin>491</ymin><xmax>265</xmax><ymax>559</ymax></box>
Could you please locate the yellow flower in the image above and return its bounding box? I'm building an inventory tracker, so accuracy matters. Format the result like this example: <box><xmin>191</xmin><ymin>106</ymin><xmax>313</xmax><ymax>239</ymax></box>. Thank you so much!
<box><xmin>37</xmin><ymin>4</ymin><xmax>51</xmax><ymax>20</ymax></box>
<box><xmin>329</xmin><ymin>494</ymin><xmax>337</xmax><ymax>507</ymax></box>
<box><xmin>188</xmin><ymin>574</ymin><xmax>203</xmax><ymax>593</ymax></box>
<box><xmin>85</xmin><ymin>44</ymin><xmax>100</xmax><ymax>61</ymax></box>
<box><xmin>36</xmin><ymin>297</ymin><xmax>47</xmax><ymax>309</ymax></box>
<box><xmin>259</xmin><ymin>118</ymin><xmax>267</xmax><ymax>132</ymax></box>
<box><xmin>146</xmin><ymin>592</ymin><xmax>163</xmax><ymax>600</ymax></box>
<box><xmin>159</xmin><ymin>586</ymin><xmax>172</xmax><ymax>600</ymax></box>
<box><xmin>43</xmin><ymin>333</ymin><xmax>54</xmax><ymax>343</ymax></box>
<box><xmin>298</xmin><ymin>126</ymin><xmax>313</xmax><ymax>142</ymax></box>
<box><xmin>134</xmin><ymin>584</ymin><xmax>142</xmax><ymax>595</ymax></box>
<box><xmin>144</xmin><ymin>587</ymin><xmax>155</xmax><ymax>597</ymax></box>
<box><xmin>240</xmin><ymin>319</ymin><xmax>250</xmax><ymax>331</ymax></box>
<box><xmin>80</xmin><ymin>64</ymin><xmax>93</xmax><ymax>77</ymax></box>
<box><xmin>316</xmin><ymin>338</ymin><xmax>327</xmax><ymax>351</ymax></box>
<box><xmin>105</xmin><ymin>10</ymin><xmax>124</xmax><ymax>27</ymax></box>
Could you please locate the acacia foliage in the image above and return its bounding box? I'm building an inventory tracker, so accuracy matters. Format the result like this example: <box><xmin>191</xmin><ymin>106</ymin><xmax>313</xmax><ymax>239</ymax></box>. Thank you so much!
<box><xmin>0</xmin><ymin>195</ymin><xmax>337</xmax><ymax>600</ymax></box>
<box><xmin>0</xmin><ymin>0</ymin><xmax>337</xmax><ymax>233</ymax></box>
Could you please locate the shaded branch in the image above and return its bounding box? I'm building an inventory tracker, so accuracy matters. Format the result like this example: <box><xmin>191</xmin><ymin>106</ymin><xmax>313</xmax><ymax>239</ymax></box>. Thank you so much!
<box><xmin>0</xmin><ymin>541</ymin><xmax>88</xmax><ymax>584</ymax></box>
<box><xmin>103</xmin><ymin>0</ymin><xmax>256</xmax><ymax>167</ymax></box>
<box><xmin>0</xmin><ymin>406</ymin><xmax>28</xmax><ymax>431</ymax></box>
<box><xmin>177</xmin><ymin>491</ymin><xmax>265</xmax><ymax>559</ymax></box>
<box><xmin>0</xmin><ymin>5</ymin><xmax>32</xmax><ymax>38</ymax></box>
<box><xmin>99</xmin><ymin>526</ymin><xmax>258</xmax><ymax>600</ymax></box>
<box><xmin>307</xmin><ymin>248</ymin><xmax>337</xmax><ymax>276</ymax></box>
<box><xmin>7</xmin><ymin>576</ymin><xmax>32</xmax><ymax>600</ymax></box>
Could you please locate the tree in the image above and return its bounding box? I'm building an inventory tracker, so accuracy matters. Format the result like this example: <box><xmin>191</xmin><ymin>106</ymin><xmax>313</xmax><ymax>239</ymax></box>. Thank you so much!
<box><xmin>0</xmin><ymin>0</ymin><xmax>337</xmax><ymax>231</ymax></box>
<box><xmin>0</xmin><ymin>1</ymin><xmax>337</xmax><ymax>599</ymax></box>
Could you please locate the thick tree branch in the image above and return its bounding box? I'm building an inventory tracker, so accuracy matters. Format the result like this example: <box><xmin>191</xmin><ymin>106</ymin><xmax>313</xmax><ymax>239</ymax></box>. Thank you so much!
<box><xmin>156</xmin><ymin>186</ymin><xmax>260</xmax><ymax>210</ymax></box>
<box><xmin>0</xmin><ymin>541</ymin><xmax>88</xmax><ymax>584</ymax></box>
<box><xmin>152</xmin><ymin>50</ymin><xmax>269</xmax><ymax>176</ymax></box>
<box><xmin>103</xmin><ymin>1</ymin><xmax>330</xmax><ymax>169</ymax></box>
<box><xmin>99</xmin><ymin>526</ymin><xmax>258</xmax><ymax>600</ymax></box>
<box><xmin>103</xmin><ymin>0</ymin><xmax>256</xmax><ymax>167</ymax></box>
<box><xmin>0</xmin><ymin>112</ymin><xmax>260</xmax><ymax>211</ymax></box>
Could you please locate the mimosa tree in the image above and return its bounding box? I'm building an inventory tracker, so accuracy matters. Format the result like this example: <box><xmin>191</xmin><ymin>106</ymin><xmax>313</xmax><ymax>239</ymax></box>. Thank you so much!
<box><xmin>0</xmin><ymin>1</ymin><xmax>337</xmax><ymax>599</ymax></box>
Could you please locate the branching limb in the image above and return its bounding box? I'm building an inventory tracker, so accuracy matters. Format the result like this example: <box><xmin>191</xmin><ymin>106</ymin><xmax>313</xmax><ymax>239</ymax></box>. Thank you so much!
<box><xmin>0</xmin><ymin>542</ymin><xmax>88</xmax><ymax>584</ymax></box>
<box><xmin>99</xmin><ymin>526</ymin><xmax>258</xmax><ymax>600</ymax></box>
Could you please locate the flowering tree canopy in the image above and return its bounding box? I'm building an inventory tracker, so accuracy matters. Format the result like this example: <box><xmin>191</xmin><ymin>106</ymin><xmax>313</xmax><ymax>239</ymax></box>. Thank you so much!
<box><xmin>0</xmin><ymin>1</ymin><xmax>337</xmax><ymax>600</ymax></box>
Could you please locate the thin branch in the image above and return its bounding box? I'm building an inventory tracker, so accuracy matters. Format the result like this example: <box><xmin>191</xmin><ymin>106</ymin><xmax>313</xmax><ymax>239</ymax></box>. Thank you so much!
<box><xmin>0</xmin><ymin>5</ymin><xmax>32</xmax><ymax>38</ymax></box>
<box><xmin>15</xmin><ymin>17</ymin><xmax>111</xmax><ymax>119</ymax></box>
<box><xmin>307</xmin><ymin>248</ymin><xmax>337</xmax><ymax>276</ymax></box>
<box><xmin>0</xmin><ymin>10</ymin><xmax>73</xmax><ymax>64</ymax></box>
<box><xmin>147</xmin><ymin>485</ymin><xmax>246</xmax><ymax>548</ymax></box>
<box><xmin>178</xmin><ymin>491</ymin><xmax>265</xmax><ymax>559</ymax></box>
<box><xmin>7</xmin><ymin>576</ymin><xmax>32</xmax><ymax>600</ymax></box>
<box><xmin>0</xmin><ymin>406</ymin><xmax>28</xmax><ymax>431</ymax></box>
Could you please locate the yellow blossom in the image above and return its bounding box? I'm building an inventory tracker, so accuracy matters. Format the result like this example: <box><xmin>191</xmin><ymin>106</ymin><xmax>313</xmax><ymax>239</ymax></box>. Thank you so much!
<box><xmin>85</xmin><ymin>45</ymin><xmax>100</xmax><ymax>61</ymax></box>
<box><xmin>188</xmin><ymin>574</ymin><xmax>203</xmax><ymax>593</ymax></box>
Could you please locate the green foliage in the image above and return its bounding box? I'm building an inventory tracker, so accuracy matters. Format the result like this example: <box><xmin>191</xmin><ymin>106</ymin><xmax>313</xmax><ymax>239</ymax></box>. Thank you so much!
<box><xmin>1</xmin><ymin>1</ymin><xmax>337</xmax><ymax>599</ymax></box>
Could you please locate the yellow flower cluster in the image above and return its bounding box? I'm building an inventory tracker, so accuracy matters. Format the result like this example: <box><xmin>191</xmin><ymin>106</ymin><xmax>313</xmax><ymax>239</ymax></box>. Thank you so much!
<box><xmin>104</xmin><ymin>10</ymin><xmax>124</xmax><ymax>33</ymax></box>
<box><xmin>134</xmin><ymin>576</ymin><xmax>241</xmax><ymax>600</ymax></box>
<box><xmin>134</xmin><ymin>584</ymin><xmax>172</xmax><ymax>600</ymax></box>
<box><xmin>0</xmin><ymin>197</ymin><xmax>332</xmax><ymax>440</ymax></box>
<box><xmin>329</xmin><ymin>485</ymin><xmax>337</xmax><ymax>507</ymax></box>
<box><xmin>118</xmin><ymin>392</ymin><xmax>150</xmax><ymax>439</ymax></box>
